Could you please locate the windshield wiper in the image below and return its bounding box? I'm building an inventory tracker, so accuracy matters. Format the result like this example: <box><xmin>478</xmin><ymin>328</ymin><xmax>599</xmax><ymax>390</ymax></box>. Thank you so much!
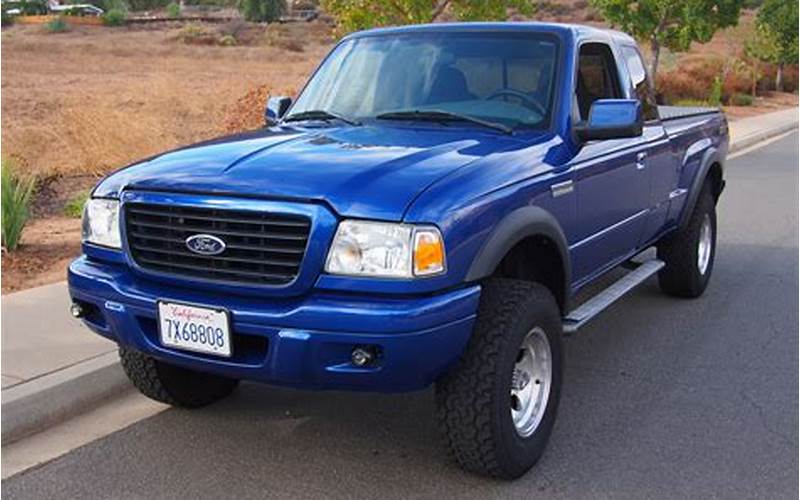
<box><xmin>375</xmin><ymin>110</ymin><xmax>512</xmax><ymax>135</ymax></box>
<box><xmin>283</xmin><ymin>110</ymin><xmax>361</xmax><ymax>126</ymax></box>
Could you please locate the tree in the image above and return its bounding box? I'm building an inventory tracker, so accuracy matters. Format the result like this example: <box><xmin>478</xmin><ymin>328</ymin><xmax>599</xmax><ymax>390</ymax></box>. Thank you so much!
<box><xmin>743</xmin><ymin>24</ymin><xmax>779</xmax><ymax>95</ymax></box>
<box><xmin>590</xmin><ymin>0</ymin><xmax>744</xmax><ymax>84</ymax></box>
<box><xmin>756</xmin><ymin>0</ymin><xmax>798</xmax><ymax>91</ymax></box>
<box><xmin>238</xmin><ymin>0</ymin><xmax>285</xmax><ymax>22</ymax></box>
<box><xmin>321</xmin><ymin>0</ymin><xmax>536</xmax><ymax>34</ymax></box>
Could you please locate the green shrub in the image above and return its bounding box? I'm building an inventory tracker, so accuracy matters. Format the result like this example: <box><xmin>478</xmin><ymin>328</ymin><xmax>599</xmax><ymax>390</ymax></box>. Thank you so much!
<box><xmin>103</xmin><ymin>0</ymin><xmax>129</xmax><ymax>11</ymax></box>
<box><xmin>1</xmin><ymin>159</ymin><xmax>37</xmax><ymax>252</ymax></box>
<box><xmin>730</xmin><ymin>93</ymin><xmax>754</xmax><ymax>106</ymax></box>
<box><xmin>187</xmin><ymin>0</ymin><xmax>238</xmax><ymax>7</ymax></box>
<box><xmin>44</xmin><ymin>15</ymin><xmax>69</xmax><ymax>33</ymax></box>
<box><xmin>102</xmin><ymin>8</ymin><xmax>127</xmax><ymax>25</ymax></box>
<box><xmin>2</xmin><ymin>8</ymin><xmax>16</xmax><ymax>26</ymax></box>
<box><xmin>176</xmin><ymin>22</ymin><xmax>217</xmax><ymax>44</ymax></box>
<box><xmin>237</xmin><ymin>0</ymin><xmax>284</xmax><ymax>22</ymax></box>
<box><xmin>63</xmin><ymin>190</ymin><xmax>90</xmax><ymax>218</ymax></box>
<box><xmin>218</xmin><ymin>34</ymin><xmax>237</xmax><ymax>45</ymax></box>
<box><xmin>166</xmin><ymin>1</ymin><xmax>180</xmax><ymax>16</ymax></box>
<box><xmin>708</xmin><ymin>76</ymin><xmax>723</xmax><ymax>106</ymax></box>
<box><xmin>672</xmin><ymin>98</ymin><xmax>711</xmax><ymax>107</ymax></box>
<box><xmin>127</xmin><ymin>0</ymin><xmax>168</xmax><ymax>11</ymax></box>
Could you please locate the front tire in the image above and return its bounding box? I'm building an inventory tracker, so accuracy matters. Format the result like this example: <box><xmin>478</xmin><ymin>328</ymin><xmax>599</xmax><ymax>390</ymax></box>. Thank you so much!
<box><xmin>436</xmin><ymin>279</ymin><xmax>563</xmax><ymax>479</ymax></box>
<box><xmin>657</xmin><ymin>183</ymin><xmax>717</xmax><ymax>298</ymax></box>
<box><xmin>119</xmin><ymin>347</ymin><xmax>238</xmax><ymax>408</ymax></box>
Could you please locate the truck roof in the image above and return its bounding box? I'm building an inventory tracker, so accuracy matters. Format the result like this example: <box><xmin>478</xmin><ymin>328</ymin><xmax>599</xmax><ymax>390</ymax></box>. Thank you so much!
<box><xmin>346</xmin><ymin>22</ymin><xmax>636</xmax><ymax>45</ymax></box>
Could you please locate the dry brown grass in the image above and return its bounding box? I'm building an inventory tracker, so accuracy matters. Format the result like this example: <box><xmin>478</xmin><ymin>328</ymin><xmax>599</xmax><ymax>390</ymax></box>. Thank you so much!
<box><xmin>1</xmin><ymin>22</ymin><xmax>333</xmax><ymax>178</ymax></box>
<box><xmin>0</xmin><ymin>20</ymin><xmax>335</xmax><ymax>293</ymax></box>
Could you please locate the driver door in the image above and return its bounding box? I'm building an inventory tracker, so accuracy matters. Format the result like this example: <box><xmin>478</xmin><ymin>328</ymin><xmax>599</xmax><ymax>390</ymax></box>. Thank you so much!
<box><xmin>569</xmin><ymin>42</ymin><xmax>651</xmax><ymax>284</ymax></box>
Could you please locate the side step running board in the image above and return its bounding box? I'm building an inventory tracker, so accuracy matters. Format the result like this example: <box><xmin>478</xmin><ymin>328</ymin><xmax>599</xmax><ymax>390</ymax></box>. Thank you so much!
<box><xmin>562</xmin><ymin>259</ymin><xmax>665</xmax><ymax>334</ymax></box>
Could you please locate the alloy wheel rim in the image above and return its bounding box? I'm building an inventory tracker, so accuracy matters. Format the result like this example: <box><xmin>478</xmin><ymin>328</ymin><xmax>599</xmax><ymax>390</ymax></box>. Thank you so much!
<box><xmin>510</xmin><ymin>327</ymin><xmax>552</xmax><ymax>438</ymax></box>
<box><xmin>697</xmin><ymin>214</ymin><xmax>712</xmax><ymax>275</ymax></box>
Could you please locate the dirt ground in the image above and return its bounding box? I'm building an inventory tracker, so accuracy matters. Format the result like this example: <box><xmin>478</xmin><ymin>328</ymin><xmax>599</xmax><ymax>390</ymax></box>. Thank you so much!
<box><xmin>723</xmin><ymin>92</ymin><xmax>798</xmax><ymax>119</ymax></box>
<box><xmin>1</xmin><ymin>15</ymin><xmax>797</xmax><ymax>293</ymax></box>
<box><xmin>1</xmin><ymin>20</ymin><xmax>333</xmax><ymax>292</ymax></box>
<box><xmin>1</xmin><ymin>21</ymin><xmax>332</xmax><ymax>177</ymax></box>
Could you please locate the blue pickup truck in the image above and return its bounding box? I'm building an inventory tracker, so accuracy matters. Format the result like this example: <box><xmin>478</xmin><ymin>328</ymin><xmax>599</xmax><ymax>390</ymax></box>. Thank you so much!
<box><xmin>69</xmin><ymin>22</ymin><xmax>727</xmax><ymax>478</ymax></box>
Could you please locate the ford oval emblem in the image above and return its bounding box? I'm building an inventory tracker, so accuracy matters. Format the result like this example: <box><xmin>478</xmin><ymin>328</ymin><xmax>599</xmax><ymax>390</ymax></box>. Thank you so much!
<box><xmin>185</xmin><ymin>234</ymin><xmax>226</xmax><ymax>256</ymax></box>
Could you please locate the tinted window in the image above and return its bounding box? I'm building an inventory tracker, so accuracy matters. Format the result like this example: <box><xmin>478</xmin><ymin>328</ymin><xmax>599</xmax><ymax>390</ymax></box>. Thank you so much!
<box><xmin>622</xmin><ymin>46</ymin><xmax>659</xmax><ymax>121</ymax></box>
<box><xmin>575</xmin><ymin>43</ymin><xmax>622</xmax><ymax>121</ymax></box>
<box><xmin>291</xmin><ymin>33</ymin><xmax>559</xmax><ymax>130</ymax></box>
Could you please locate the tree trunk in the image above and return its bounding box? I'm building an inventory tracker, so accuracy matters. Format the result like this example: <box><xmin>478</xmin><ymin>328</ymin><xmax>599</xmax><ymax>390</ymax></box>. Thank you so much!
<box><xmin>752</xmin><ymin>61</ymin><xmax>758</xmax><ymax>97</ymax></box>
<box><xmin>430</xmin><ymin>0</ymin><xmax>451</xmax><ymax>22</ymax></box>
<box><xmin>648</xmin><ymin>9</ymin><xmax>670</xmax><ymax>87</ymax></box>
<box><xmin>775</xmin><ymin>64</ymin><xmax>784</xmax><ymax>92</ymax></box>
<box><xmin>649</xmin><ymin>36</ymin><xmax>661</xmax><ymax>86</ymax></box>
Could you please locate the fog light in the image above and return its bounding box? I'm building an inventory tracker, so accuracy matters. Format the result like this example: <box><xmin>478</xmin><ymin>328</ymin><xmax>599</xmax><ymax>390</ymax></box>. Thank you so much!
<box><xmin>70</xmin><ymin>302</ymin><xmax>85</xmax><ymax>318</ymax></box>
<box><xmin>351</xmin><ymin>347</ymin><xmax>375</xmax><ymax>367</ymax></box>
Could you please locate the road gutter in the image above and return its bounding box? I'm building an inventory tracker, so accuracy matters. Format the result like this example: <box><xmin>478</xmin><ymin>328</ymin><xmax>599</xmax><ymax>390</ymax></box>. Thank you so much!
<box><xmin>729</xmin><ymin>115</ymin><xmax>798</xmax><ymax>154</ymax></box>
<box><xmin>1</xmin><ymin>351</ymin><xmax>130</xmax><ymax>445</ymax></box>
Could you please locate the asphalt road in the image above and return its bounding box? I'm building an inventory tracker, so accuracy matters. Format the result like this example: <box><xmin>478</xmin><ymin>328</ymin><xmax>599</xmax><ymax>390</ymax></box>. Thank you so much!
<box><xmin>4</xmin><ymin>133</ymin><xmax>798</xmax><ymax>499</ymax></box>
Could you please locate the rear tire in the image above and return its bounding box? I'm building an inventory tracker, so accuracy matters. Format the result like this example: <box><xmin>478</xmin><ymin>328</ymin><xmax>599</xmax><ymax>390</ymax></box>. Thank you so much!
<box><xmin>119</xmin><ymin>347</ymin><xmax>238</xmax><ymax>408</ymax></box>
<box><xmin>436</xmin><ymin>278</ymin><xmax>563</xmax><ymax>479</ymax></box>
<box><xmin>657</xmin><ymin>183</ymin><xmax>717</xmax><ymax>298</ymax></box>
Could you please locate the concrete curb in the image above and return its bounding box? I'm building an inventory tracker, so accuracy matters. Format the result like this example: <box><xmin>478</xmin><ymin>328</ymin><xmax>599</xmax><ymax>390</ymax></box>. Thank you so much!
<box><xmin>729</xmin><ymin>119</ymin><xmax>798</xmax><ymax>154</ymax></box>
<box><xmin>1</xmin><ymin>112</ymin><xmax>796</xmax><ymax>446</ymax></box>
<box><xmin>1</xmin><ymin>351</ymin><xmax>130</xmax><ymax>445</ymax></box>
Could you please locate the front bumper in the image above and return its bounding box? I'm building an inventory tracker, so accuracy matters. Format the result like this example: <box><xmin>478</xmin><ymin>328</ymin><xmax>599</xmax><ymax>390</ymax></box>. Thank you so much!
<box><xmin>68</xmin><ymin>256</ymin><xmax>479</xmax><ymax>392</ymax></box>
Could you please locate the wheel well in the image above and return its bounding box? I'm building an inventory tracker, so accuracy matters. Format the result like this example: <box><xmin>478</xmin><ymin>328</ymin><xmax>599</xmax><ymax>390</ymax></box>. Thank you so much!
<box><xmin>708</xmin><ymin>162</ymin><xmax>723</xmax><ymax>202</ymax></box>
<box><xmin>491</xmin><ymin>235</ymin><xmax>567</xmax><ymax>313</ymax></box>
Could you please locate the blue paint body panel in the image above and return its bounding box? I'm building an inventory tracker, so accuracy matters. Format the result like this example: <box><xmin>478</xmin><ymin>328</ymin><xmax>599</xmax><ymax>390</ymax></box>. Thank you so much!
<box><xmin>69</xmin><ymin>256</ymin><xmax>478</xmax><ymax>391</ymax></box>
<box><xmin>69</xmin><ymin>22</ymin><xmax>728</xmax><ymax>392</ymax></box>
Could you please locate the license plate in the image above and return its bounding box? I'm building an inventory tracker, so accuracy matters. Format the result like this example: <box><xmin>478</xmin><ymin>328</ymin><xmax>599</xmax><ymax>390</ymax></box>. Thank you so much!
<box><xmin>158</xmin><ymin>301</ymin><xmax>231</xmax><ymax>357</ymax></box>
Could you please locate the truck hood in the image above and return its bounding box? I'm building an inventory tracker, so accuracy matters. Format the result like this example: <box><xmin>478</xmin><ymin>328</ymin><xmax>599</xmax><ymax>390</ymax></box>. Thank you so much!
<box><xmin>94</xmin><ymin>125</ymin><xmax>540</xmax><ymax>220</ymax></box>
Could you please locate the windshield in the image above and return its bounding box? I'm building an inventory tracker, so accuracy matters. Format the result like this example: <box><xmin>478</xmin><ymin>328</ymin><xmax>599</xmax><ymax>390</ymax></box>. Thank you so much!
<box><xmin>289</xmin><ymin>32</ymin><xmax>559</xmax><ymax>130</ymax></box>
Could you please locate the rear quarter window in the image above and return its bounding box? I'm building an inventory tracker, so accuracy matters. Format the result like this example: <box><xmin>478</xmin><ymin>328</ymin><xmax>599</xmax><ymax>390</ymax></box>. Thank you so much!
<box><xmin>621</xmin><ymin>46</ymin><xmax>659</xmax><ymax>121</ymax></box>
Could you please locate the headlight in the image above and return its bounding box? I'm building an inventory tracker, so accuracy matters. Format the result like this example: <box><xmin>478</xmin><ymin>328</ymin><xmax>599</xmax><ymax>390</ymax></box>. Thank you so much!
<box><xmin>82</xmin><ymin>198</ymin><xmax>121</xmax><ymax>249</ymax></box>
<box><xmin>325</xmin><ymin>220</ymin><xmax>445</xmax><ymax>278</ymax></box>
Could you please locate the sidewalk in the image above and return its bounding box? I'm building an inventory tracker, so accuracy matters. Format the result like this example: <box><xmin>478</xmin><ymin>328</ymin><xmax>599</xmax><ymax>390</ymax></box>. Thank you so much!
<box><xmin>1</xmin><ymin>282</ymin><xmax>114</xmax><ymax>389</ymax></box>
<box><xmin>1</xmin><ymin>106</ymin><xmax>797</xmax><ymax>444</ymax></box>
<box><xmin>728</xmin><ymin>107</ymin><xmax>798</xmax><ymax>153</ymax></box>
<box><xmin>1</xmin><ymin>283</ymin><xmax>130</xmax><ymax>444</ymax></box>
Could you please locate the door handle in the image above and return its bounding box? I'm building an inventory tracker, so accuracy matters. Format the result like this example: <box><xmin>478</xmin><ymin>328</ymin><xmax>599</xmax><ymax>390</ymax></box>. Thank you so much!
<box><xmin>636</xmin><ymin>152</ymin><xmax>647</xmax><ymax>170</ymax></box>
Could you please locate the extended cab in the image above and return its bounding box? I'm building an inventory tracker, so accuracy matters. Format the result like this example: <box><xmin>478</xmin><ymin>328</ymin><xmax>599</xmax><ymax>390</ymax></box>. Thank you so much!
<box><xmin>69</xmin><ymin>23</ymin><xmax>727</xmax><ymax>479</ymax></box>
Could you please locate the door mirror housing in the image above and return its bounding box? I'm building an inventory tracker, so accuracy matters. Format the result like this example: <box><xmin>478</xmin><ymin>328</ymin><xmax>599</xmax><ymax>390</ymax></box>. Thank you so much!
<box><xmin>265</xmin><ymin>96</ymin><xmax>292</xmax><ymax>126</ymax></box>
<box><xmin>576</xmin><ymin>99</ymin><xmax>643</xmax><ymax>141</ymax></box>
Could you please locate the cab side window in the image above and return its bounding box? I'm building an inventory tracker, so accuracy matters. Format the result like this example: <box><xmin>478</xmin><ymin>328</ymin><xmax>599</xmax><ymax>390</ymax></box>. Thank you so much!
<box><xmin>575</xmin><ymin>43</ymin><xmax>622</xmax><ymax>121</ymax></box>
<box><xmin>621</xmin><ymin>45</ymin><xmax>659</xmax><ymax>121</ymax></box>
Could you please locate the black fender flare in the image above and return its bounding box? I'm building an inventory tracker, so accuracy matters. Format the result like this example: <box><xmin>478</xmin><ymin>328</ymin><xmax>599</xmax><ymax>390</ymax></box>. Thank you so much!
<box><xmin>465</xmin><ymin>206</ymin><xmax>571</xmax><ymax>309</ymax></box>
<box><xmin>679</xmin><ymin>147</ymin><xmax>722</xmax><ymax>229</ymax></box>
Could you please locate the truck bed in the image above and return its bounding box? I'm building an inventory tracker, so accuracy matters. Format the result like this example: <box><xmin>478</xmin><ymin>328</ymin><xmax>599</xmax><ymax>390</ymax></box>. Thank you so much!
<box><xmin>658</xmin><ymin>105</ymin><xmax>720</xmax><ymax>122</ymax></box>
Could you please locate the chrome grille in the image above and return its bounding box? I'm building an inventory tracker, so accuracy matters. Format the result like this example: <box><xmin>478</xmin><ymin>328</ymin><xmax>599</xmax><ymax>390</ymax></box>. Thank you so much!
<box><xmin>125</xmin><ymin>203</ymin><xmax>310</xmax><ymax>285</ymax></box>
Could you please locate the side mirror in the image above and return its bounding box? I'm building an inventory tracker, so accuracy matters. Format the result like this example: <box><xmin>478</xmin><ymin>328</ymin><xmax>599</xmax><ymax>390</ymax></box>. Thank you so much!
<box><xmin>575</xmin><ymin>99</ymin><xmax>643</xmax><ymax>141</ymax></box>
<box><xmin>265</xmin><ymin>96</ymin><xmax>292</xmax><ymax>126</ymax></box>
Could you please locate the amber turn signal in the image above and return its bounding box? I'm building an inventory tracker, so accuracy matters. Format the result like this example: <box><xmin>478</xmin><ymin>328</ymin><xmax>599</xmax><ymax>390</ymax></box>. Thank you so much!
<box><xmin>413</xmin><ymin>229</ymin><xmax>445</xmax><ymax>276</ymax></box>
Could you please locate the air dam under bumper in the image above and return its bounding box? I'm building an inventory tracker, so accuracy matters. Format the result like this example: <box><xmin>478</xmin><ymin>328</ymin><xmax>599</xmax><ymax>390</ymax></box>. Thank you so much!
<box><xmin>68</xmin><ymin>256</ymin><xmax>479</xmax><ymax>392</ymax></box>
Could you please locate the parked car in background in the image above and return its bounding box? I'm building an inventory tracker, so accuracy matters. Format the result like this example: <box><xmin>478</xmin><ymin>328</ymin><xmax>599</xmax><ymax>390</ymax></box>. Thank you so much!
<box><xmin>1</xmin><ymin>0</ymin><xmax>103</xmax><ymax>17</ymax></box>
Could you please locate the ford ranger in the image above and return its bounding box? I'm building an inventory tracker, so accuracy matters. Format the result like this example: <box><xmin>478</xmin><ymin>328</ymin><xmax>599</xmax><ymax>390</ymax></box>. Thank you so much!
<box><xmin>68</xmin><ymin>22</ymin><xmax>728</xmax><ymax>479</ymax></box>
